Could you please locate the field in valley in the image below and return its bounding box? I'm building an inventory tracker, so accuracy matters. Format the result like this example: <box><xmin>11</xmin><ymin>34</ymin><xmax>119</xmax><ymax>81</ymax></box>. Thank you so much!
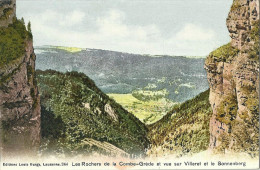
<box><xmin>108</xmin><ymin>93</ymin><xmax>176</xmax><ymax>124</ymax></box>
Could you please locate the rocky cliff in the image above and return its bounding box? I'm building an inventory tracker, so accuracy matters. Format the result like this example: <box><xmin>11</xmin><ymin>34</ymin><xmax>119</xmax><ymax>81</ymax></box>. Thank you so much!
<box><xmin>205</xmin><ymin>0</ymin><xmax>259</xmax><ymax>157</ymax></box>
<box><xmin>0</xmin><ymin>0</ymin><xmax>16</xmax><ymax>27</ymax></box>
<box><xmin>0</xmin><ymin>0</ymin><xmax>41</xmax><ymax>156</ymax></box>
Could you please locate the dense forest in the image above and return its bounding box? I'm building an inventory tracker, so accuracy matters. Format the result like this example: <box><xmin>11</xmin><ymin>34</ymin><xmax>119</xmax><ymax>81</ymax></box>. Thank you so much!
<box><xmin>37</xmin><ymin>70</ymin><xmax>149</xmax><ymax>157</ymax></box>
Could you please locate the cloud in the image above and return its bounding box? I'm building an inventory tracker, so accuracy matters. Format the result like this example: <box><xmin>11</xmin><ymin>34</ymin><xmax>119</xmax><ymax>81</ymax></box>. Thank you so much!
<box><xmin>33</xmin><ymin>9</ymin><xmax>85</xmax><ymax>27</ymax></box>
<box><xmin>17</xmin><ymin>0</ymin><xmax>233</xmax><ymax>56</ymax></box>
<box><xmin>97</xmin><ymin>10</ymin><xmax>129</xmax><ymax>37</ymax></box>
<box><xmin>24</xmin><ymin>8</ymin><xmax>221</xmax><ymax>56</ymax></box>
<box><xmin>159</xmin><ymin>23</ymin><xmax>219</xmax><ymax>56</ymax></box>
<box><xmin>96</xmin><ymin>10</ymin><xmax>160</xmax><ymax>40</ymax></box>
<box><xmin>60</xmin><ymin>10</ymin><xmax>85</xmax><ymax>26</ymax></box>
<box><xmin>175</xmin><ymin>23</ymin><xmax>216</xmax><ymax>41</ymax></box>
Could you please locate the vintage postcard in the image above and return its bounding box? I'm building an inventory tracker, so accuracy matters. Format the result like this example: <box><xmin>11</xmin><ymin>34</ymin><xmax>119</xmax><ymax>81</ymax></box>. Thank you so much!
<box><xmin>0</xmin><ymin>0</ymin><xmax>259</xmax><ymax>169</ymax></box>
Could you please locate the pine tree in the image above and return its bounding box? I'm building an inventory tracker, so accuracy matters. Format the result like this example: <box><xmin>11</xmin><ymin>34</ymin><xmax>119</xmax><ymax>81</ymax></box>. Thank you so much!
<box><xmin>27</xmin><ymin>21</ymin><xmax>31</xmax><ymax>33</ymax></box>
<box><xmin>21</xmin><ymin>17</ymin><xmax>25</xmax><ymax>25</ymax></box>
<box><xmin>27</xmin><ymin>21</ymin><xmax>33</xmax><ymax>39</ymax></box>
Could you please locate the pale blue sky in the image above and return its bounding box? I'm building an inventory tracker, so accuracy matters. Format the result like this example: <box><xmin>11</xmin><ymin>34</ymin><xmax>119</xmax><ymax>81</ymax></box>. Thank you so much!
<box><xmin>17</xmin><ymin>0</ymin><xmax>233</xmax><ymax>56</ymax></box>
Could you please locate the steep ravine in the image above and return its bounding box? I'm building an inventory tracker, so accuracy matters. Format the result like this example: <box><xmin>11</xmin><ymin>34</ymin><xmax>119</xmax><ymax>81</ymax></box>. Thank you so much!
<box><xmin>1</xmin><ymin>0</ymin><xmax>258</xmax><ymax>159</ymax></box>
<box><xmin>0</xmin><ymin>0</ymin><xmax>41</xmax><ymax>156</ymax></box>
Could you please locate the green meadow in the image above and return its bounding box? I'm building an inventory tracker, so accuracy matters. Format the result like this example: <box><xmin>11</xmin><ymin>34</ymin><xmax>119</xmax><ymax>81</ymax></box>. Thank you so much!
<box><xmin>108</xmin><ymin>93</ymin><xmax>176</xmax><ymax>124</ymax></box>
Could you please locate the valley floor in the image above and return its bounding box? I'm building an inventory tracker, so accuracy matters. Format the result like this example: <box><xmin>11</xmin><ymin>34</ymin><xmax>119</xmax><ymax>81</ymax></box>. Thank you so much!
<box><xmin>108</xmin><ymin>93</ymin><xmax>176</xmax><ymax>124</ymax></box>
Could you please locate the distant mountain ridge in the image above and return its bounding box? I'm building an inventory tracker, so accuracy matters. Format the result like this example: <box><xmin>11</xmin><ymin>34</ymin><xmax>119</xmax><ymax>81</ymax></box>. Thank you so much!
<box><xmin>35</xmin><ymin>46</ymin><xmax>209</xmax><ymax>102</ymax></box>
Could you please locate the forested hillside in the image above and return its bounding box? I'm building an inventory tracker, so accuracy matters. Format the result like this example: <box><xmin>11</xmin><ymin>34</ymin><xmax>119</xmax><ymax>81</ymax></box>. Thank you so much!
<box><xmin>147</xmin><ymin>90</ymin><xmax>212</xmax><ymax>157</ymax></box>
<box><xmin>36</xmin><ymin>70</ymin><xmax>149</xmax><ymax>156</ymax></box>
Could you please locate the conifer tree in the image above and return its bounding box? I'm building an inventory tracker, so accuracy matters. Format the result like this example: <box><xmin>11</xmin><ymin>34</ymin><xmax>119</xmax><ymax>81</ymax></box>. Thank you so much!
<box><xmin>21</xmin><ymin>17</ymin><xmax>25</xmax><ymax>25</ymax></box>
<box><xmin>27</xmin><ymin>21</ymin><xmax>31</xmax><ymax>33</ymax></box>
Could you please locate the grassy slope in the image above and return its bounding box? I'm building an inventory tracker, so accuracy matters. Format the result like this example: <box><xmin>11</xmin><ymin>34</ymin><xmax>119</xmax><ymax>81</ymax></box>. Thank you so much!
<box><xmin>53</xmin><ymin>46</ymin><xmax>84</xmax><ymax>53</ymax></box>
<box><xmin>148</xmin><ymin>89</ymin><xmax>212</xmax><ymax>157</ymax></box>
<box><xmin>36</xmin><ymin>70</ymin><xmax>149</xmax><ymax>156</ymax></box>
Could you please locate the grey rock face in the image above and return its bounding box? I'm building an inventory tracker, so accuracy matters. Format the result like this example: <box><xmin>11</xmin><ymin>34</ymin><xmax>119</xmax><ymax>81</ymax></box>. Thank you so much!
<box><xmin>205</xmin><ymin>0</ymin><xmax>259</xmax><ymax>156</ymax></box>
<box><xmin>0</xmin><ymin>0</ymin><xmax>41</xmax><ymax>157</ymax></box>
<box><xmin>0</xmin><ymin>40</ymin><xmax>41</xmax><ymax>156</ymax></box>
<box><xmin>0</xmin><ymin>0</ymin><xmax>16</xmax><ymax>27</ymax></box>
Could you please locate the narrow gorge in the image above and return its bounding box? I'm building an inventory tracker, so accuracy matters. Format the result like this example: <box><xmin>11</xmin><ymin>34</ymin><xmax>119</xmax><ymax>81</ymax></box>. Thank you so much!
<box><xmin>0</xmin><ymin>0</ymin><xmax>259</xmax><ymax>161</ymax></box>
